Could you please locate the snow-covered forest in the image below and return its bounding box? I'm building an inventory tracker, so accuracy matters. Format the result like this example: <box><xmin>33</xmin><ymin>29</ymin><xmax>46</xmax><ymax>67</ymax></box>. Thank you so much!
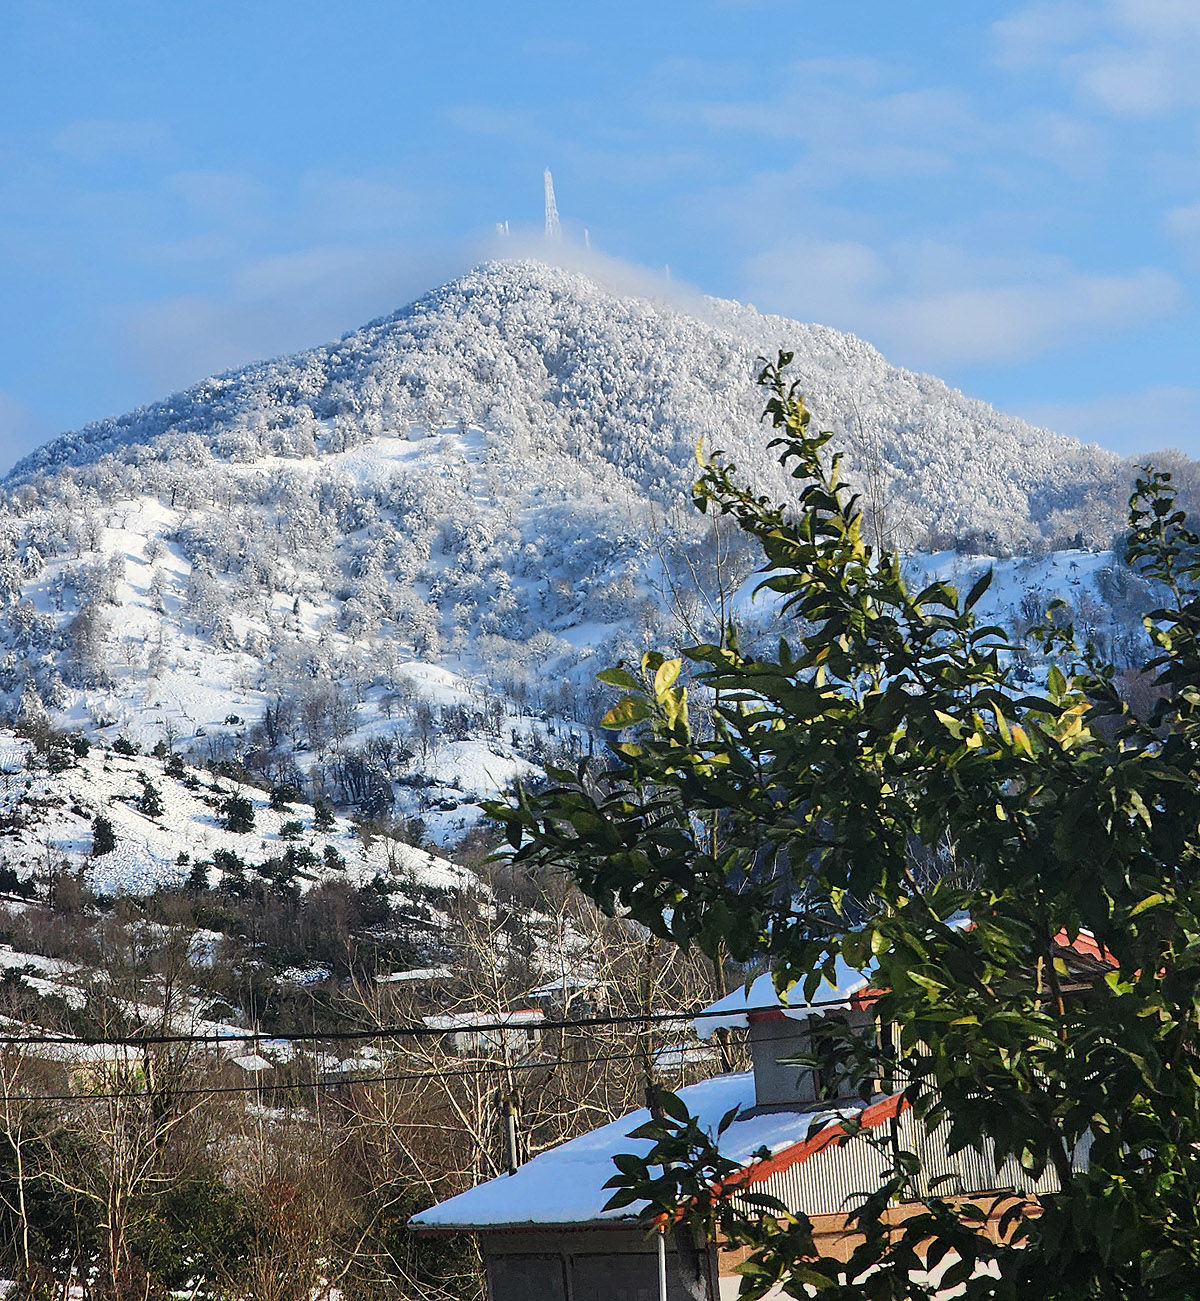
<box><xmin>0</xmin><ymin>258</ymin><xmax>1186</xmax><ymax>878</ymax></box>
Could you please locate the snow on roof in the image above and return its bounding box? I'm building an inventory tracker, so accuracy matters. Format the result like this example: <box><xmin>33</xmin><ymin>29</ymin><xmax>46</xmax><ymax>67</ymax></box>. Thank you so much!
<box><xmin>230</xmin><ymin>1053</ymin><xmax>273</xmax><ymax>1073</ymax></box>
<box><xmin>694</xmin><ymin>958</ymin><xmax>872</xmax><ymax>1040</ymax></box>
<box><xmin>375</xmin><ymin>966</ymin><xmax>453</xmax><ymax>983</ymax></box>
<box><xmin>422</xmin><ymin>1009</ymin><xmax>545</xmax><ymax>1031</ymax></box>
<box><xmin>411</xmin><ymin>1072</ymin><xmax>869</xmax><ymax>1231</ymax></box>
<box><xmin>696</xmin><ymin>917</ymin><xmax>976</xmax><ymax>1040</ymax></box>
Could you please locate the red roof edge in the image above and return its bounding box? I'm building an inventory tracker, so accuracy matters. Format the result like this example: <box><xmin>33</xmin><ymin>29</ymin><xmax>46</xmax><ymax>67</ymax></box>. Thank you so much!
<box><xmin>1053</xmin><ymin>928</ymin><xmax>1117</xmax><ymax>967</ymax></box>
<box><xmin>714</xmin><ymin>1091</ymin><xmax>910</xmax><ymax>1196</ymax></box>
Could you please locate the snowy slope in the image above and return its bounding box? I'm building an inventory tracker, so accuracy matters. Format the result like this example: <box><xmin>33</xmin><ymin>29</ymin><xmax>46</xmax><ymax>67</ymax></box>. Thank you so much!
<box><xmin>9</xmin><ymin>259</ymin><xmax>1127</xmax><ymax>548</ymax></box>
<box><xmin>0</xmin><ymin>259</ymin><xmax>1168</xmax><ymax>877</ymax></box>
<box><xmin>0</xmin><ymin>731</ymin><xmax>470</xmax><ymax>897</ymax></box>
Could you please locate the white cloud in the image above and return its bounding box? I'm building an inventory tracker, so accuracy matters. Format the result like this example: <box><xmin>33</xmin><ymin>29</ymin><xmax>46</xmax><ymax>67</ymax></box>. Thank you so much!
<box><xmin>991</xmin><ymin>3</ymin><xmax>1094</xmax><ymax>70</ymax></box>
<box><xmin>296</xmin><ymin>172</ymin><xmax>419</xmax><ymax>238</ymax></box>
<box><xmin>167</xmin><ymin>170</ymin><xmax>270</xmax><ymax>221</ymax></box>
<box><xmin>52</xmin><ymin>119</ymin><xmax>167</xmax><ymax>164</ymax></box>
<box><xmin>1165</xmin><ymin>199</ymin><xmax>1200</xmax><ymax>245</ymax></box>
<box><xmin>995</xmin><ymin>0</ymin><xmax>1200</xmax><ymax>118</ymax></box>
<box><xmin>1072</xmin><ymin>48</ymin><xmax>1178</xmax><ymax>118</ymax></box>
<box><xmin>667</xmin><ymin>72</ymin><xmax>970</xmax><ymax>182</ymax></box>
<box><xmin>662</xmin><ymin>56</ymin><xmax>1108</xmax><ymax>187</ymax></box>
<box><xmin>1018</xmin><ymin>384</ymin><xmax>1200</xmax><ymax>457</ymax></box>
<box><xmin>742</xmin><ymin>237</ymin><xmax>1182</xmax><ymax>368</ymax></box>
<box><xmin>122</xmin><ymin>243</ymin><xmax>471</xmax><ymax>395</ymax></box>
<box><xmin>444</xmin><ymin>105</ymin><xmax>539</xmax><ymax>138</ymax></box>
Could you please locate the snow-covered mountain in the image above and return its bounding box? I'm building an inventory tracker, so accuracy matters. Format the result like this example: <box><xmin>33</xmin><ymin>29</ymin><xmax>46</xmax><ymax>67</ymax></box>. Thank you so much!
<box><xmin>0</xmin><ymin>259</ymin><xmax>1168</xmax><ymax>873</ymax></box>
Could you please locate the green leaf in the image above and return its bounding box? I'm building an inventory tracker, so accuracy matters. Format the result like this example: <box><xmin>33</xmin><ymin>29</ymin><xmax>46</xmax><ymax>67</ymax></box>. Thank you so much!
<box><xmin>654</xmin><ymin>658</ymin><xmax>682</xmax><ymax>697</ymax></box>
<box><xmin>964</xmin><ymin>568</ymin><xmax>993</xmax><ymax>611</ymax></box>
<box><xmin>657</xmin><ymin>1090</ymin><xmax>690</xmax><ymax>1123</ymax></box>
<box><xmin>601</xmin><ymin>697</ymin><xmax>653</xmax><ymax>729</ymax></box>
<box><xmin>597</xmin><ymin>667</ymin><xmax>640</xmax><ymax>690</ymax></box>
<box><xmin>1130</xmin><ymin>891</ymin><xmax>1169</xmax><ymax>917</ymax></box>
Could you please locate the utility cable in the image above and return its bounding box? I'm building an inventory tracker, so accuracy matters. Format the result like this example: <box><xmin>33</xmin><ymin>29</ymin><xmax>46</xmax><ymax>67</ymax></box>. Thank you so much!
<box><xmin>0</xmin><ymin>990</ymin><xmax>860</xmax><ymax>1049</ymax></box>
<box><xmin>0</xmin><ymin>1045</ymin><xmax>689</xmax><ymax>1105</ymax></box>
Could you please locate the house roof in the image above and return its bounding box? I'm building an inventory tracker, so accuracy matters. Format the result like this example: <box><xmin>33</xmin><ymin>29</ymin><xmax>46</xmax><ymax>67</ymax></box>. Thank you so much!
<box><xmin>230</xmin><ymin>1053</ymin><xmax>273</xmax><ymax>1073</ymax></box>
<box><xmin>411</xmin><ymin>1072</ymin><xmax>884</xmax><ymax>1233</ymax></box>
<box><xmin>694</xmin><ymin>959</ymin><xmax>871</xmax><ymax>1040</ymax></box>
<box><xmin>375</xmin><ymin>965</ymin><xmax>452</xmax><ymax>984</ymax></box>
<box><xmin>695</xmin><ymin>914</ymin><xmax>982</xmax><ymax>1040</ymax></box>
<box><xmin>422</xmin><ymin>1008</ymin><xmax>545</xmax><ymax>1031</ymax></box>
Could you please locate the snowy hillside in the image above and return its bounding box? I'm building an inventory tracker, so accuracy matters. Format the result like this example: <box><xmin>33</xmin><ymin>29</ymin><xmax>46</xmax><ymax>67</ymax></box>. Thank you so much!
<box><xmin>0</xmin><ymin>730</ymin><xmax>469</xmax><ymax>899</ymax></box>
<box><xmin>10</xmin><ymin>259</ymin><xmax>1128</xmax><ymax>549</ymax></box>
<box><xmin>0</xmin><ymin>259</ymin><xmax>1169</xmax><ymax>872</ymax></box>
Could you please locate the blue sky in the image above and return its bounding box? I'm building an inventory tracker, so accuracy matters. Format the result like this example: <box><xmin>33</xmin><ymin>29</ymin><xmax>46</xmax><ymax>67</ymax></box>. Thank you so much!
<box><xmin>1</xmin><ymin>0</ymin><xmax>1197</xmax><ymax>469</ymax></box>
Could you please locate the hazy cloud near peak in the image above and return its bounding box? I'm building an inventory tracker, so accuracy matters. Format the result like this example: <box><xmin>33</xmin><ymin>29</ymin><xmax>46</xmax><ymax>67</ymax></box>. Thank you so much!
<box><xmin>121</xmin><ymin>243</ymin><xmax>473</xmax><ymax>398</ymax></box>
<box><xmin>1018</xmin><ymin>384</ymin><xmax>1200</xmax><ymax>458</ymax></box>
<box><xmin>742</xmin><ymin>237</ymin><xmax>1182</xmax><ymax>369</ymax></box>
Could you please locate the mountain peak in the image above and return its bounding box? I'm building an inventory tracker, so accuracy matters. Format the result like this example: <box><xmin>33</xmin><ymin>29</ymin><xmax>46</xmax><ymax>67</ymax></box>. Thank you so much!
<box><xmin>6</xmin><ymin>256</ymin><xmax>1120</xmax><ymax>554</ymax></box>
<box><xmin>0</xmin><ymin>258</ymin><xmax>1150</xmax><ymax>881</ymax></box>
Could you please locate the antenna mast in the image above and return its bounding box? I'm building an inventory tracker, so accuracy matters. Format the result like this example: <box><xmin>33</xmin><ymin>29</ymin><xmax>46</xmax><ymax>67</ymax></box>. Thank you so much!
<box><xmin>543</xmin><ymin>169</ymin><xmax>561</xmax><ymax>242</ymax></box>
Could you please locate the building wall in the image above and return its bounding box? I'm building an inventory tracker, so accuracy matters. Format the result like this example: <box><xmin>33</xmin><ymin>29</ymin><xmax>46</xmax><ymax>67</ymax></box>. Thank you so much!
<box><xmin>748</xmin><ymin>1016</ymin><xmax>817</xmax><ymax>1106</ymax></box>
<box><xmin>747</xmin><ymin>1009</ymin><xmax>879</xmax><ymax>1107</ymax></box>
<box><xmin>483</xmin><ymin>1228</ymin><xmax>714</xmax><ymax>1301</ymax></box>
<box><xmin>736</xmin><ymin>1104</ymin><xmax>1073</xmax><ymax>1224</ymax></box>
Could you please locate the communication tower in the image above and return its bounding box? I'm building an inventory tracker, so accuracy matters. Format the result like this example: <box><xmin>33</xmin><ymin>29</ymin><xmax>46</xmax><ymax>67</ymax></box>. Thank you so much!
<box><xmin>543</xmin><ymin>169</ymin><xmax>562</xmax><ymax>241</ymax></box>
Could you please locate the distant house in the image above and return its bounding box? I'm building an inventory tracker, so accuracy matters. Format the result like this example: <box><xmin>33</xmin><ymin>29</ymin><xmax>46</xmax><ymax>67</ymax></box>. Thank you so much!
<box><xmin>525</xmin><ymin>972</ymin><xmax>607</xmax><ymax>1017</ymax></box>
<box><xmin>421</xmin><ymin>1008</ymin><xmax>545</xmax><ymax>1057</ymax></box>
<box><xmin>375</xmin><ymin>965</ymin><xmax>452</xmax><ymax>986</ymax></box>
<box><xmin>412</xmin><ymin>952</ymin><xmax>1094</xmax><ymax>1299</ymax></box>
<box><xmin>651</xmin><ymin>1040</ymin><xmax>719</xmax><ymax>1076</ymax></box>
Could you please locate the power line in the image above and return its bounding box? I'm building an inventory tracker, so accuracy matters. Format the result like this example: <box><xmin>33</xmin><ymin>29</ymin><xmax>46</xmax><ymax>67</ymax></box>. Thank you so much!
<box><xmin>0</xmin><ymin>993</ymin><xmax>856</xmax><ymax>1050</ymax></box>
<box><xmin>0</xmin><ymin>1047</ymin><xmax>670</xmax><ymax>1105</ymax></box>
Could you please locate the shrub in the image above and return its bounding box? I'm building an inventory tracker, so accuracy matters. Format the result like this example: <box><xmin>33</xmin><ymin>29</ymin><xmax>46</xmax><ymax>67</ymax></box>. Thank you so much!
<box><xmin>221</xmin><ymin>794</ymin><xmax>255</xmax><ymax>834</ymax></box>
<box><xmin>139</xmin><ymin>776</ymin><xmax>165</xmax><ymax>819</ymax></box>
<box><xmin>91</xmin><ymin>814</ymin><xmax>116</xmax><ymax>856</ymax></box>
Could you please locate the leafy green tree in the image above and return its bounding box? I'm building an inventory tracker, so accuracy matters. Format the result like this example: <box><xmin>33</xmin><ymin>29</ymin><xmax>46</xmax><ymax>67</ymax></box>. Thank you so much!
<box><xmin>213</xmin><ymin>848</ymin><xmax>248</xmax><ymax>896</ymax></box>
<box><xmin>270</xmin><ymin>783</ymin><xmax>301</xmax><ymax>812</ymax></box>
<box><xmin>492</xmin><ymin>354</ymin><xmax>1200</xmax><ymax>1298</ymax></box>
<box><xmin>132</xmin><ymin>1174</ymin><xmax>257</xmax><ymax>1294</ymax></box>
<box><xmin>185</xmin><ymin>860</ymin><xmax>211</xmax><ymax>893</ymax></box>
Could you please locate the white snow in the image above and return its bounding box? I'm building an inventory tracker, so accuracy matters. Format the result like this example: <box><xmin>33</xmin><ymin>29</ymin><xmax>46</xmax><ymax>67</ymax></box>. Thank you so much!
<box><xmin>411</xmin><ymin>1071</ymin><xmax>868</xmax><ymax>1228</ymax></box>
<box><xmin>695</xmin><ymin>962</ymin><xmax>871</xmax><ymax>1039</ymax></box>
<box><xmin>0</xmin><ymin>731</ymin><xmax>473</xmax><ymax>898</ymax></box>
<box><xmin>0</xmin><ymin>258</ymin><xmax>1140</xmax><ymax>873</ymax></box>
